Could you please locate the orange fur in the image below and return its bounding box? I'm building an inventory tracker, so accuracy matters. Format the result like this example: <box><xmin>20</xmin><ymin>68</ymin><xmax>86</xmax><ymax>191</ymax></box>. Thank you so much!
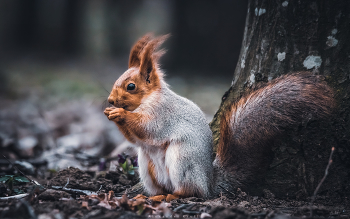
<box><xmin>107</xmin><ymin>68</ymin><xmax>162</xmax><ymax>112</ymax></box>
<box><xmin>165</xmin><ymin>194</ymin><xmax>179</xmax><ymax>202</ymax></box>
<box><xmin>113</xmin><ymin>122</ymin><xmax>136</xmax><ymax>143</ymax></box>
<box><xmin>106</xmin><ymin>107</ymin><xmax>151</xmax><ymax>141</ymax></box>
<box><xmin>129</xmin><ymin>33</ymin><xmax>152</xmax><ymax>68</ymax></box>
<box><xmin>139</xmin><ymin>34</ymin><xmax>169</xmax><ymax>83</ymax></box>
<box><xmin>149</xmin><ymin>195</ymin><xmax>166</xmax><ymax>202</ymax></box>
<box><xmin>148</xmin><ymin>159</ymin><xmax>165</xmax><ymax>193</ymax></box>
<box><xmin>132</xmin><ymin>194</ymin><xmax>147</xmax><ymax>200</ymax></box>
<box><xmin>106</xmin><ymin>35</ymin><xmax>169</xmax><ymax>142</ymax></box>
<box><xmin>165</xmin><ymin>188</ymin><xmax>198</xmax><ymax>201</ymax></box>
<box><xmin>161</xmin><ymin>141</ymin><xmax>170</xmax><ymax>150</ymax></box>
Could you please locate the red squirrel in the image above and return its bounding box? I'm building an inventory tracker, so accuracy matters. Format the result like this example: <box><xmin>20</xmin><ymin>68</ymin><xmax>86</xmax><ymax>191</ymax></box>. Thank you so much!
<box><xmin>104</xmin><ymin>34</ymin><xmax>335</xmax><ymax>201</ymax></box>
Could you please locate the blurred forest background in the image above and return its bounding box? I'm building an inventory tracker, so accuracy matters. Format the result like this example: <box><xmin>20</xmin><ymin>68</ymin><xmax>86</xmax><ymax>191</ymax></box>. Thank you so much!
<box><xmin>0</xmin><ymin>0</ymin><xmax>247</xmax><ymax>115</ymax></box>
<box><xmin>0</xmin><ymin>0</ymin><xmax>247</xmax><ymax>169</ymax></box>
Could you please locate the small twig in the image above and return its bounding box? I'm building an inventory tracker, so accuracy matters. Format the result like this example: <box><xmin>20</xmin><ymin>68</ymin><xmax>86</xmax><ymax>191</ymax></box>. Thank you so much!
<box><xmin>51</xmin><ymin>186</ymin><xmax>97</xmax><ymax>196</ymax></box>
<box><xmin>173</xmin><ymin>204</ymin><xmax>189</xmax><ymax>212</ymax></box>
<box><xmin>250</xmin><ymin>212</ymin><xmax>268</xmax><ymax>217</ymax></box>
<box><xmin>310</xmin><ymin>147</ymin><xmax>335</xmax><ymax>217</ymax></box>
<box><xmin>51</xmin><ymin>177</ymin><xmax>99</xmax><ymax>196</ymax></box>
<box><xmin>2</xmin><ymin>155</ymin><xmax>35</xmax><ymax>185</ymax></box>
<box><xmin>311</xmin><ymin>147</ymin><xmax>335</xmax><ymax>202</ymax></box>
<box><xmin>182</xmin><ymin>204</ymin><xmax>200</xmax><ymax>214</ymax></box>
<box><xmin>97</xmin><ymin>185</ymin><xmax>103</xmax><ymax>193</ymax></box>
<box><xmin>64</xmin><ymin>178</ymin><xmax>70</xmax><ymax>188</ymax></box>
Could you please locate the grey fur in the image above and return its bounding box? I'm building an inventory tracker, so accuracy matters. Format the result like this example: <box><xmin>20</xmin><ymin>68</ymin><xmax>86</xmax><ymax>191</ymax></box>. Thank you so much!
<box><xmin>135</xmin><ymin>81</ymin><xmax>214</xmax><ymax>198</ymax></box>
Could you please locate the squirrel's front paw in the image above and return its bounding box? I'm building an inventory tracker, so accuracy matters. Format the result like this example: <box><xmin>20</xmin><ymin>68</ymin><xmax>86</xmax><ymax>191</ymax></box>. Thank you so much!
<box><xmin>104</xmin><ymin>107</ymin><xmax>114</xmax><ymax>117</ymax></box>
<box><xmin>107</xmin><ymin>108</ymin><xmax>125</xmax><ymax>122</ymax></box>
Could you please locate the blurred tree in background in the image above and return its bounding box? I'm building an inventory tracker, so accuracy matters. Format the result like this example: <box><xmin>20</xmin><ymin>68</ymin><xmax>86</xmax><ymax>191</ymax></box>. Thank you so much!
<box><xmin>0</xmin><ymin>0</ymin><xmax>246</xmax><ymax>77</ymax></box>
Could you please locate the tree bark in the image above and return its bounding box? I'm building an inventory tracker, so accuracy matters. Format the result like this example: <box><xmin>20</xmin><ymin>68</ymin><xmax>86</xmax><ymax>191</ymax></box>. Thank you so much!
<box><xmin>210</xmin><ymin>0</ymin><xmax>350</xmax><ymax>199</ymax></box>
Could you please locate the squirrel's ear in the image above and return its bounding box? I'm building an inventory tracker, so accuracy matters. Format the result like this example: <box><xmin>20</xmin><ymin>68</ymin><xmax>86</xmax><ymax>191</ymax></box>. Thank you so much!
<box><xmin>139</xmin><ymin>34</ymin><xmax>169</xmax><ymax>82</ymax></box>
<box><xmin>153</xmin><ymin>49</ymin><xmax>167</xmax><ymax>63</ymax></box>
<box><xmin>129</xmin><ymin>33</ymin><xmax>153</xmax><ymax>68</ymax></box>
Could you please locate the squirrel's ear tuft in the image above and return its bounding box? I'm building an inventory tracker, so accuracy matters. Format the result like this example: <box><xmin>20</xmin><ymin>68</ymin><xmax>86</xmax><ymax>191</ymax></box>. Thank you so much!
<box><xmin>139</xmin><ymin>34</ymin><xmax>170</xmax><ymax>82</ymax></box>
<box><xmin>129</xmin><ymin>33</ymin><xmax>153</xmax><ymax>68</ymax></box>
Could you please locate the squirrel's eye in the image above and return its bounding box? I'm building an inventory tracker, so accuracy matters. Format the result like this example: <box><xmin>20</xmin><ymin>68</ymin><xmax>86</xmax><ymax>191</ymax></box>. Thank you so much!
<box><xmin>127</xmin><ymin>83</ymin><xmax>136</xmax><ymax>91</ymax></box>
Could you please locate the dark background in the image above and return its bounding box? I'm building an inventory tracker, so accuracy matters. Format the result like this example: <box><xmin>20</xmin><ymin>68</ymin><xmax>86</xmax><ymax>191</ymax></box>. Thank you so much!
<box><xmin>0</xmin><ymin>0</ymin><xmax>246</xmax><ymax>75</ymax></box>
<box><xmin>0</xmin><ymin>0</ymin><xmax>247</xmax><ymax>116</ymax></box>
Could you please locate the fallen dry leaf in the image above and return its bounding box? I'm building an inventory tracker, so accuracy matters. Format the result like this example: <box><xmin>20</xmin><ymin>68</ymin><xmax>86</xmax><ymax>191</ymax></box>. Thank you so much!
<box><xmin>98</xmin><ymin>200</ymin><xmax>112</xmax><ymax>210</ymax></box>
<box><xmin>79</xmin><ymin>191</ymin><xmax>174</xmax><ymax>216</ymax></box>
<box><xmin>98</xmin><ymin>193</ymin><xmax>106</xmax><ymax>200</ymax></box>
<box><xmin>133</xmin><ymin>194</ymin><xmax>147</xmax><ymax>200</ymax></box>
<box><xmin>108</xmin><ymin>190</ymin><xmax>114</xmax><ymax>201</ymax></box>
<box><xmin>108</xmin><ymin>201</ymin><xmax>117</xmax><ymax>209</ymax></box>
<box><xmin>81</xmin><ymin>201</ymin><xmax>91</xmax><ymax>210</ymax></box>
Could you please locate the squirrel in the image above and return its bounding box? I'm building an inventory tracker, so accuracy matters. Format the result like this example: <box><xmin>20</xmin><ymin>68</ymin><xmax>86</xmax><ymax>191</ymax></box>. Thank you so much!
<box><xmin>104</xmin><ymin>34</ymin><xmax>335</xmax><ymax>202</ymax></box>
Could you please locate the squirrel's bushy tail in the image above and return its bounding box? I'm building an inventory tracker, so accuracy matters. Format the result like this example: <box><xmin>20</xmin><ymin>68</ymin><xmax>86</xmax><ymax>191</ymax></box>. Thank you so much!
<box><xmin>214</xmin><ymin>72</ymin><xmax>335</xmax><ymax>192</ymax></box>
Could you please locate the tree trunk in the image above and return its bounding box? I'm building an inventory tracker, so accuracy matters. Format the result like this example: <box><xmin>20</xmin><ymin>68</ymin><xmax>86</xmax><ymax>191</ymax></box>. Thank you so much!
<box><xmin>210</xmin><ymin>0</ymin><xmax>350</xmax><ymax>199</ymax></box>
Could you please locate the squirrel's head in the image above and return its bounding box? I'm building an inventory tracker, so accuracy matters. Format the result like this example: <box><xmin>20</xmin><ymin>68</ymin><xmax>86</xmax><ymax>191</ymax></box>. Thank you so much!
<box><xmin>108</xmin><ymin>34</ymin><xmax>169</xmax><ymax>111</ymax></box>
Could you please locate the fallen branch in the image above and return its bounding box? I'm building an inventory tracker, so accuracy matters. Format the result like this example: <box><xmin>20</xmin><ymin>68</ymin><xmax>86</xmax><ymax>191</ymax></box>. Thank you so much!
<box><xmin>0</xmin><ymin>193</ymin><xmax>29</xmax><ymax>200</ymax></box>
<box><xmin>51</xmin><ymin>177</ymin><xmax>98</xmax><ymax>196</ymax></box>
<box><xmin>51</xmin><ymin>186</ymin><xmax>97</xmax><ymax>196</ymax></box>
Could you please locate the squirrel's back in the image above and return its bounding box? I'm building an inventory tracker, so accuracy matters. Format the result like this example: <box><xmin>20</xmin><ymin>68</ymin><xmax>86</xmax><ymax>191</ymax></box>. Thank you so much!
<box><xmin>215</xmin><ymin>72</ymin><xmax>335</xmax><ymax>193</ymax></box>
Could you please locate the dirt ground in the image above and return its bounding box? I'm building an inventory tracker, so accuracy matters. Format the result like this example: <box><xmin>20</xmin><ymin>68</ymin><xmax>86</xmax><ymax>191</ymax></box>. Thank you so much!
<box><xmin>0</xmin><ymin>166</ymin><xmax>349</xmax><ymax>219</ymax></box>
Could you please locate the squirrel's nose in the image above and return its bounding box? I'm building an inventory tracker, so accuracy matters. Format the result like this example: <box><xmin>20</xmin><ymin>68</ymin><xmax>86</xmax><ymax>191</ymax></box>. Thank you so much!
<box><xmin>108</xmin><ymin>98</ymin><xmax>114</xmax><ymax>105</ymax></box>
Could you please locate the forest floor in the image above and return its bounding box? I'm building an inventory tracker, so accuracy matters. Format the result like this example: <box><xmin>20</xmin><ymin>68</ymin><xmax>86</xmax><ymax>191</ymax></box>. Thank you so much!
<box><xmin>0</xmin><ymin>165</ymin><xmax>349</xmax><ymax>219</ymax></box>
<box><xmin>0</xmin><ymin>59</ymin><xmax>349</xmax><ymax>218</ymax></box>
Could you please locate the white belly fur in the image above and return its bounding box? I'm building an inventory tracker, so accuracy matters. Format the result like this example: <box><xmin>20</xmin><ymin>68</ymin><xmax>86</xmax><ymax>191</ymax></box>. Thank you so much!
<box><xmin>138</xmin><ymin>145</ymin><xmax>178</xmax><ymax>195</ymax></box>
